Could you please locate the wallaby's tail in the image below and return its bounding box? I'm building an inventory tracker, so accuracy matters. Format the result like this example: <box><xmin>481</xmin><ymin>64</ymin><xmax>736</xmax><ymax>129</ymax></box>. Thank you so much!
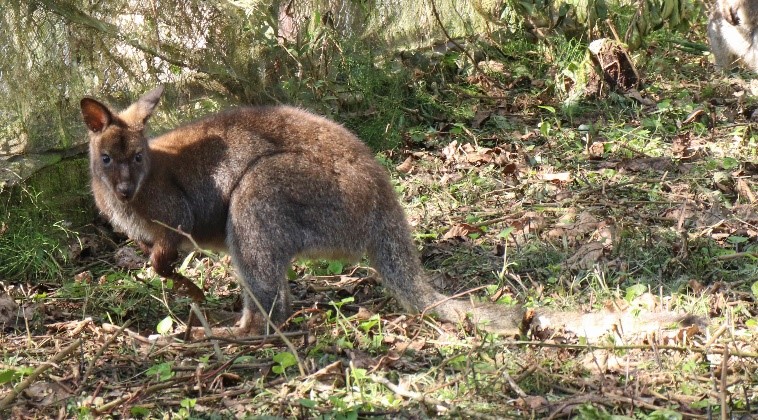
<box><xmin>367</xmin><ymin>203</ymin><xmax>702</xmax><ymax>341</ymax></box>
<box><xmin>366</xmin><ymin>210</ymin><xmax>525</xmax><ymax>334</ymax></box>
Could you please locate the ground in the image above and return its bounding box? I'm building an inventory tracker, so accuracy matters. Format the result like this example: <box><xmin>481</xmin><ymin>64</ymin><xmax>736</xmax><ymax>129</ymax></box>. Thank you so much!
<box><xmin>2</xmin><ymin>27</ymin><xmax>758</xmax><ymax>419</ymax></box>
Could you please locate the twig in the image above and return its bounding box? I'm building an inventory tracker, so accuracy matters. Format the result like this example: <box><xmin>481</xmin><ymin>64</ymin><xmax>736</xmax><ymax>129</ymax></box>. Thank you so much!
<box><xmin>716</xmin><ymin>252</ymin><xmax>758</xmax><ymax>261</ymax></box>
<box><xmin>704</xmin><ymin>324</ymin><xmax>728</xmax><ymax>349</ymax></box>
<box><xmin>199</xmin><ymin>330</ymin><xmax>306</xmax><ymax>346</ymax></box>
<box><xmin>720</xmin><ymin>343</ymin><xmax>728</xmax><ymax>420</ymax></box>
<box><xmin>93</xmin><ymin>376</ymin><xmax>188</xmax><ymax>414</ymax></box>
<box><xmin>502</xmin><ymin>371</ymin><xmax>528</xmax><ymax>398</ymax></box>
<box><xmin>189</xmin><ymin>302</ymin><xmax>224</xmax><ymax>361</ymax></box>
<box><xmin>0</xmin><ymin>339</ymin><xmax>83</xmax><ymax>412</ymax></box>
<box><xmin>36</xmin><ymin>0</ymin><xmax>251</xmax><ymax>85</ymax></box>
<box><xmin>575</xmin><ymin>178</ymin><xmax>667</xmax><ymax>197</ymax></box>
<box><xmin>420</xmin><ymin>285</ymin><xmax>489</xmax><ymax>317</ymax></box>
<box><xmin>427</xmin><ymin>0</ymin><xmax>486</xmax><ymax>79</ymax></box>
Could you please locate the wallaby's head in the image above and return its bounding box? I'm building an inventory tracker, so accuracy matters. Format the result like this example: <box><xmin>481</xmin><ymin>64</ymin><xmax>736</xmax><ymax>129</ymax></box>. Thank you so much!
<box><xmin>81</xmin><ymin>86</ymin><xmax>164</xmax><ymax>202</ymax></box>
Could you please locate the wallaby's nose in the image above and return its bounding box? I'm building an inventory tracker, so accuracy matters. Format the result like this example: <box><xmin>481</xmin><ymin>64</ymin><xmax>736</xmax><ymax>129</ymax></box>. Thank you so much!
<box><xmin>116</xmin><ymin>183</ymin><xmax>133</xmax><ymax>201</ymax></box>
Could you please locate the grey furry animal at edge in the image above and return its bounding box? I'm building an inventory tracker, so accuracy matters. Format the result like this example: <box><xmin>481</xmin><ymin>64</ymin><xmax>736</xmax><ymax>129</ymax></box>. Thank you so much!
<box><xmin>708</xmin><ymin>0</ymin><xmax>758</xmax><ymax>72</ymax></box>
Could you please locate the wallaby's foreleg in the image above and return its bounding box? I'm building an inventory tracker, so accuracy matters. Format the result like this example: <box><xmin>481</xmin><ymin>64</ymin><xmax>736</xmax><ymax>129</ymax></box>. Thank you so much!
<box><xmin>148</xmin><ymin>235</ymin><xmax>205</xmax><ymax>303</ymax></box>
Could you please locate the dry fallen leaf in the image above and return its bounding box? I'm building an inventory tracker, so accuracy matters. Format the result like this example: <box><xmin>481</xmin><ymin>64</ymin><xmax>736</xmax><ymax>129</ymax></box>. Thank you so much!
<box><xmin>471</xmin><ymin>108</ymin><xmax>492</xmax><ymax>129</ymax></box>
<box><xmin>736</xmin><ymin>178</ymin><xmax>756</xmax><ymax>203</ymax></box>
<box><xmin>355</xmin><ymin>306</ymin><xmax>374</xmax><ymax>321</ymax></box>
<box><xmin>688</xmin><ymin>279</ymin><xmax>705</xmax><ymax>294</ymax></box>
<box><xmin>565</xmin><ymin>241</ymin><xmax>605</xmax><ymax>270</ymax></box>
<box><xmin>617</xmin><ymin>157</ymin><xmax>674</xmax><ymax>173</ymax></box>
<box><xmin>23</xmin><ymin>381</ymin><xmax>73</xmax><ymax>407</ymax></box>
<box><xmin>671</xmin><ymin>132</ymin><xmax>692</xmax><ymax>158</ymax></box>
<box><xmin>539</xmin><ymin>171</ymin><xmax>571</xmax><ymax>183</ymax></box>
<box><xmin>0</xmin><ymin>294</ymin><xmax>18</xmax><ymax>325</ymax></box>
<box><xmin>587</xmin><ymin>141</ymin><xmax>605</xmax><ymax>160</ymax></box>
<box><xmin>515</xmin><ymin>395</ymin><xmax>549</xmax><ymax>411</ymax></box>
<box><xmin>682</xmin><ymin>108</ymin><xmax>705</xmax><ymax>125</ymax></box>
<box><xmin>442</xmin><ymin>223</ymin><xmax>484</xmax><ymax>241</ymax></box>
<box><xmin>396</xmin><ymin>156</ymin><xmax>414</xmax><ymax>174</ymax></box>
<box><xmin>441</xmin><ymin>140</ymin><xmax>460</xmax><ymax>162</ymax></box>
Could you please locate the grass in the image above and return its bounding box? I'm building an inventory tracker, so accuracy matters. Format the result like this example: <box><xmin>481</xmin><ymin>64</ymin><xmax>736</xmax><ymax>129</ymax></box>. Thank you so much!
<box><xmin>4</xmin><ymin>20</ymin><xmax>758</xmax><ymax>418</ymax></box>
<box><xmin>0</xmin><ymin>185</ymin><xmax>73</xmax><ymax>282</ymax></box>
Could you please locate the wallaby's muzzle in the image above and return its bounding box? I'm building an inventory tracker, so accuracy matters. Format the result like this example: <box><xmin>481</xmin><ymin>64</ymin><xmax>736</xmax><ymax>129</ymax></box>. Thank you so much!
<box><xmin>115</xmin><ymin>182</ymin><xmax>134</xmax><ymax>201</ymax></box>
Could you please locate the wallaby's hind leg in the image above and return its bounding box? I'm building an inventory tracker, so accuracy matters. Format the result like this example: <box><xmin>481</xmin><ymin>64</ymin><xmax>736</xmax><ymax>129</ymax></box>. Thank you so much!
<box><xmin>226</xmin><ymin>201</ymin><xmax>295</xmax><ymax>334</ymax></box>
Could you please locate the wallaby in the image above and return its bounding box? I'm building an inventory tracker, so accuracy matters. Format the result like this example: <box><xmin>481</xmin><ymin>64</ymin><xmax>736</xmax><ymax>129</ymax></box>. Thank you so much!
<box><xmin>708</xmin><ymin>0</ymin><xmax>758</xmax><ymax>72</ymax></box>
<box><xmin>81</xmin><ymin>87</ymin><xmax>700</xmax><ymax>341</ymax></box>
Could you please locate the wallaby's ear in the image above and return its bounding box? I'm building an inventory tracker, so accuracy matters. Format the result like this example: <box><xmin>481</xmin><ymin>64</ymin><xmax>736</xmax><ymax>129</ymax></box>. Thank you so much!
<box><xmin>120</xmin><ymin>85</ymin><xmax>165</xmax><ymax>129</ymax></box>
<box><xmin>80</xmin><ymin>98</ymin><xmax>112</xmax><ymax>133</ymax></box>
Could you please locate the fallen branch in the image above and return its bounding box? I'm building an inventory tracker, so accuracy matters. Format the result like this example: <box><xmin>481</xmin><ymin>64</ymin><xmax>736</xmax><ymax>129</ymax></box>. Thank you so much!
<box><xmin>369</xmin><ymin>374</ymin><xmax>450</xmax><ymax>413</ymax></box>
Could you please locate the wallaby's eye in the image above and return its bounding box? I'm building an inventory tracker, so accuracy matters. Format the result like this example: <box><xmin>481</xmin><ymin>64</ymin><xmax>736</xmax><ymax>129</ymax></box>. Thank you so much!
<box><xmin>134</xmin><ymin>152</ymin><xmax>143</xmax><ymax>163</ymax></box>
<box><xmin>101</xmin><ymin>154</ymin><xmax>111</xmax><ymax>164</ymax></box>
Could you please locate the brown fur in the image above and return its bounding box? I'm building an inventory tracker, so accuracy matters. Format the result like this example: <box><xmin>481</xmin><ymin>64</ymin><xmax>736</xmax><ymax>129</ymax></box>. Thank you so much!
<box><xmin>82</xmin><ymin>87</ymin><xmax>699</xmax><ymax>340</ymax></box>
<box><xmin>708</xmin><ymin>0</ymin><xmax>758</xmax><ymax>72</ymax></box>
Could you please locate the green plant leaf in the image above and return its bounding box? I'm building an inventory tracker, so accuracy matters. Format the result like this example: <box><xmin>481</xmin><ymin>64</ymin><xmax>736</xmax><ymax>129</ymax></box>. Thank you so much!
<box><xmin>538</xmin><ymin>120</ymin><xmax>550</xmax><ymax>137</ymax></box>
<box><xmin>721</xmin><ymin>157</ymin><xmax>739</xmax><ymax>170</ymax></box>
<box><xmin>180</xmin><ymin>398</ymin><xmax>196</xmax><ymax>409</ymax></box>
<box><xmin>727</xmin><ymin>235</ymin><xmax>748</xmax><ymax>245</ymax></box>
<box><xmin>538</xmin><ymin>105</ymin><xmax>556</xmax><ymax>114</ymax></box>
<box><xmin>146</xmin><ymin>362</ymin><xmax>174</xmax><ymax>381</ymax></box>
<box><xmin>130</xmin><ymin>406</ymin><xmax>150</xmax><ymax>416</ymax></box>
<box><xmin>497</xmin><ymin>227</ymin><xmax>514</xmax><ymax>239</ymax></box>
<box><xmin>0</xmin><ymin>369</ymin><xmax>16</xmax><ymax>384</ymax></box>
<box><xmin>327</xmin><ymin>260</ymin><xmax>344</xmax><ymax>275</ymax></box>
<box><xmin>272</xmin><ymin>351</ymin><xmax>297</xmax><ymax>375</ymax></box>
<box><xmin>298</xmin><ymin>398</ymin><xmax>317</xmax><ymax>408</ymax></box>
<box><xmin>156</xmin><ymin>316</ymin><xmax>174</xmax><ymax>335</ymax></box>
